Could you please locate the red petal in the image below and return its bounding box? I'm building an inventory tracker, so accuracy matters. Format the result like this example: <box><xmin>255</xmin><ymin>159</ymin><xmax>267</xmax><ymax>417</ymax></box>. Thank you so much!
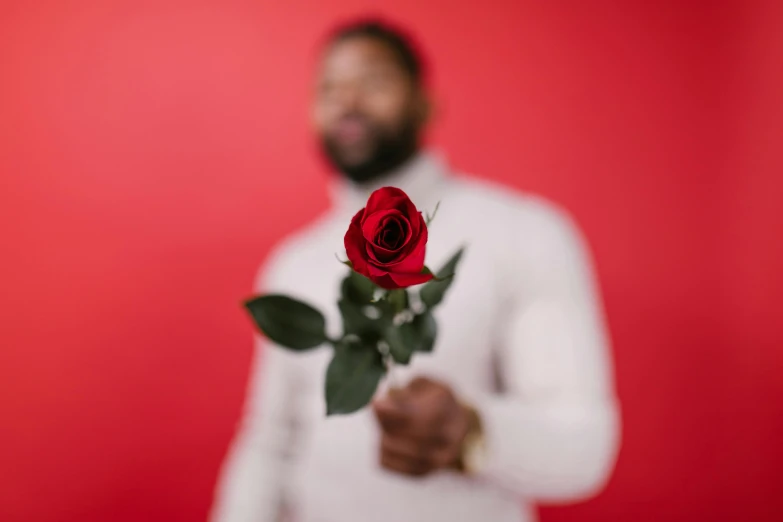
<box><xmin>362</xmin><ymin>264</ymin><xmax>397</xmax><ymax>289</ymax></box>
<box><xmin>373</xmin><ymin>274</ymin><xmax>400</xmax><ymax>289</ymax></box>
<box><xmin>366</xmin><ymin>242</ymin><xmax>400</xmax><ymax>264</ymax></box>
<box><xmin>344</xmin><ymin>210</ymin><xmax>370</xmax><ymax>277</ymax></box>
<box><xmin>364</xmin><ymin>187</ymin><xmax>411</xmax><ymax>216</ymax></box>
<box><xmin>361</xmin><ymin>209</ymin><xmax>406</xmax><ymax>244</ymax></box>
<box><xmin>388</xmin><ymin>270</ymin><xmax>434</xmax><ymax>288</ymax></box>
<box><xmin>387</xmin><ymin>215</ymin><xmax>428</xmax><ymax>273</ymax></box>
<box><xmin>406</xmin><ymin>202</ymin><xmax>422</xmax><ymax>238</ymax></box>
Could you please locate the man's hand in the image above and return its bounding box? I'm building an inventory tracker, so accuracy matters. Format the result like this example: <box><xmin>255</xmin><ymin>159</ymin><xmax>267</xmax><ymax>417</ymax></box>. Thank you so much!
<box><xmin>371</xmin><ymin>376</ymin><xmax>472</xmax><ymax>477</ymax></box>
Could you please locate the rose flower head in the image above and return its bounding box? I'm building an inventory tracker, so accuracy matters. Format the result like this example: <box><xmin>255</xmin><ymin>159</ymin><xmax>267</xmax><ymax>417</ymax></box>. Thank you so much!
<box><xmin>344</xmin><ymin>187</ymin><xmax>433</xmax><ymax>289</ymax></box>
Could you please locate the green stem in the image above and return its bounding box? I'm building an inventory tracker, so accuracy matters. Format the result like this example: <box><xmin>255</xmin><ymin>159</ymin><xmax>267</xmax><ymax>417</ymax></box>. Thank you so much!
<box><xmin>378</xmin><ymin>341</ymin><xmax>399</xmax><ymax>389</ymax></box>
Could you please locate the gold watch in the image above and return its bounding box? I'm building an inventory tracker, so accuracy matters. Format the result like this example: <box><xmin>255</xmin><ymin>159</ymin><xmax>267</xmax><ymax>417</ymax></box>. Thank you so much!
<box><xmin>457</xmin><ymin>403</ymin><xmax>487</xmax><ymax>475</ymax></box>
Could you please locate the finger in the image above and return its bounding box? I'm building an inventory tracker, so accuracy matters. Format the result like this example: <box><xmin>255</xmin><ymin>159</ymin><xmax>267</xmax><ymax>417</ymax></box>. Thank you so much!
<box><xmin>375</xmin><ymin>401</ymin><xmax>454</xmax><ymax>443</ymax></box>
<box><xmin>372</xmin><ymin>397</ymin><xmax>413</xmax><ymax>433</ymax></box>
<box><xmin>407</xmin><ymin>376</ymin><xmax>434</xmax><ymax>393</ymax></box>
<box><xmin>428</xmin><ymin>443</ymin><xmax>461</xmax><ymax>469</ymax></box>
<box><xmin>405</xmin><ymin>380</ymin><xmax>456</xmax><ymax>421</ymax></box>
<box><xmin>419</xmin><ymin>384</ymin><xmax>456</xmax><ymax>417</ymax></box>
<box><xmin>406</xmin><ymin>377</ymin><xmax>452</xmax><ymax>403</ymax></box>
<box><xmin>393</xmin><ymin>401</ymin><xmax>458</xmax><ymax>442</ymax></box>
<box><xmin>375</xmin><ymin>381</ymin><xmax>461</xmax><ymax>441</ymax></box>
<box><xmin>400</xmin><ymin>422</ymin><xmax>452</xmax><ymax>445</ymax></box>
<box><xmin>379</xmin><ymin>449</ymin><xmax>433</xmax><ymax>477</ymax></box>
<box><xmin>381</xmin><ymin>432</ymin><xmax>459</xmax><ymax>472</ymax></box>
<box><xmin>380</xmin><ymin>433</ymin><xmax>436</xmax><ymax>462</ymax></box>
<box><xmin>387</xmin><ymin>385</ymin><xmax>412</xmax><ymax>401</ymax></box>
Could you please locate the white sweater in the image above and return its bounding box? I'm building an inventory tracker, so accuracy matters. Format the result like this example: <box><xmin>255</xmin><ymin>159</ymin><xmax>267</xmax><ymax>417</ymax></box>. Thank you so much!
<box><xmin>210</xmin><ymin>152</ymin><xmax>620</xmax><ymax>522</ymax></box>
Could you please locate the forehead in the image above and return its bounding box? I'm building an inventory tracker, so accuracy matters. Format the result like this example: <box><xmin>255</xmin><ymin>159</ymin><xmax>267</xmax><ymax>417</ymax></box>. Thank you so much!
<box><xmin>318</xmin><ymin>36</ymin><xmax>407</xmax><ymax>78</ymax></box>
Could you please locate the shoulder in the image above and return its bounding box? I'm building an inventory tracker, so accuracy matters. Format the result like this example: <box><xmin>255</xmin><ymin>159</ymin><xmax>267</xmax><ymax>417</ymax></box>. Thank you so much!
<box><xmin>448</xmin><ymin>174</ymin><xmax>596</xmax><ymax>294</ymax></box>
<box><xmin>449</xmin><ymin>174</ymin><xmax>585</xmax><ymax>247</ymax></box>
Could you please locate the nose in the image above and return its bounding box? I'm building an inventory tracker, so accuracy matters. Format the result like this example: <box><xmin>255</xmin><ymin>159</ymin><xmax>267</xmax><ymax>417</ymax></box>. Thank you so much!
<box><xmin>333</xmin><ymin>82</ymin><xmax>362</xmax><ymax>113</ymax></box>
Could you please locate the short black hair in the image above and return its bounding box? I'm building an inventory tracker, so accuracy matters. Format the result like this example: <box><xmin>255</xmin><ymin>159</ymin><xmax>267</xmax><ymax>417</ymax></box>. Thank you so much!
<box><xmin>326</xmin><ymin>18</ymin><xmax>426</xmax><ymax>86</ymax></box>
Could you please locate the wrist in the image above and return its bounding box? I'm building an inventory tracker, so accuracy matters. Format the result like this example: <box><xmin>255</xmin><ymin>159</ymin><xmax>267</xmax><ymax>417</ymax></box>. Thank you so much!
<box><xmin>455</xmin><ymin>402</ymin><xmax>486</xmax><ymax>475</ymax></box>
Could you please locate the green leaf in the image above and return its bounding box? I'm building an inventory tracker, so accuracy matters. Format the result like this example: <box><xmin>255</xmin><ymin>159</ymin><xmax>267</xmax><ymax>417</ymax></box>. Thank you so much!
<box><xmin>341</xmin><ymin>270</ymin><xmax>377</xmax><ymax>304</ymax></box>
<box><xmin>419</xmin><ymin>247</ymin><xmax>465</xmax><ymax>309</ymax></box>
<box><xmin>384</xmin><ymin>309</ymin><xmax>438</xmax><ymax>363</ymax></box>
<box><xmin>244</xmin><ymin>294</ymin><xmax>327</xmax><ymax>350</ymax></box>
<box><xmin>338</xmin><ymin>298</ymin><xmax>393</xmax><ymax>338</ymax></box>
<box><xmin>413</xmin><ymin>310</ymin><xmax>437</xmax><ymax>352</ymax></box>
<box><xmin>325</xmin><ymin>338</ymin><xmax>385</xmax><ymax>415</ymax></box>
<box><xmin>338</xmin><ymin>299</ymin><xmax>371</xmax><ymax>336</ymax></box>
<box><xmin>335</xmin><ymin>253</ymin><xmax>353</xmax><ymax>268</ymax></box>
<box><xmin>385</xmin><ymin>321</ymin><xmax>416</xmax><ymax>364</ymax></box>
<box><xmin>425</xmin><ymin>200</ymin><xmax>441</xmax><ymax>227</ymax></box>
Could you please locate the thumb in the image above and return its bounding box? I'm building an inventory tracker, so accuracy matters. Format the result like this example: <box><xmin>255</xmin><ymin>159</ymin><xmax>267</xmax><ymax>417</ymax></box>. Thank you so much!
<box><xmin>372</xmin><ymin>395</ymin><xmax>412</xmax><ymax>432</ymax></box>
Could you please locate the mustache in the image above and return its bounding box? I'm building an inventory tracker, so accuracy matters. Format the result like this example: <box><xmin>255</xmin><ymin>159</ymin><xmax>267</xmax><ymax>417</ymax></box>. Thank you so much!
<box><xmin>336</xmin><ymin>112</ymin><xmax>373</xmax><ymax>126</ymax></box>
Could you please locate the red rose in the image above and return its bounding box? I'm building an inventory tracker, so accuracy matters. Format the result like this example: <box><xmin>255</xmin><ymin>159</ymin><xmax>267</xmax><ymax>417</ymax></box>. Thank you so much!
<box><xmin>344</xmin><ymin>187</ymin><xmax>434</xmax><ymax>290</ymax></box>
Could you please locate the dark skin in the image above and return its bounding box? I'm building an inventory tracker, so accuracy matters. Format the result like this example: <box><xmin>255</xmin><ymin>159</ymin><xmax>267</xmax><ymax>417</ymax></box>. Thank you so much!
<box><xmin>372</xmin><ymin>377</ymin><xmax>473</xmax><ymax>477</ymax></box>
<box><xmin>313</xmin><ymin>37</ymin><xmax>473</xmax><ymax>478</ymax></box>
<box><xmin>312</xmin><ymin>36</ymin><xmax>429</xmax><ymax>180</ymax></box>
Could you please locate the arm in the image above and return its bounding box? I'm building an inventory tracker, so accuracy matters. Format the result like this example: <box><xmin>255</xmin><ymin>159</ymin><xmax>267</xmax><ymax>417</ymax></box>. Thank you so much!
<box><xmin>210</xmin><ymin>258</ymin><xmax>305</xmax><ymax>522</ymax></box>
<box><xmin>476</xmin><ymin>202</ymin><xmax>620</xmax><ymax>501</ymax></box>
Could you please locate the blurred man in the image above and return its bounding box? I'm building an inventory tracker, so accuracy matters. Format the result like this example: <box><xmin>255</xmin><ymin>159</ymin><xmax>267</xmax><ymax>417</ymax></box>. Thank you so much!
<box><xmin>211</xmin><ymin>20</ymin><xmax>619</xmax><ymax>522</ymax></box>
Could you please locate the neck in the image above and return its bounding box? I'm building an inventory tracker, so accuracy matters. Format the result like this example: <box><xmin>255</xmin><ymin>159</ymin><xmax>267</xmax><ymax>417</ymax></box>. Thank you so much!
<box><xmin>330</xmin><ymin>150</ymin><xmax>449</xmax><ymax>214</ymax></box>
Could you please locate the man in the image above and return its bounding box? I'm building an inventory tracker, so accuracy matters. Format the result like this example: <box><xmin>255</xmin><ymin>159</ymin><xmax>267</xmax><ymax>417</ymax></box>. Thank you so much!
<box><xmin>211</xmin><ymin>19</ymin><xmax>619</xmax><ymax>522</ymax></box>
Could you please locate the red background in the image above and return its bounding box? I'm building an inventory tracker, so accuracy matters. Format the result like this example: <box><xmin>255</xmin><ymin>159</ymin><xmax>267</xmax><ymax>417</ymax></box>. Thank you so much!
<box><xmin>1</xmin><ymin>1</ymin><xmax>781</xmax><ymax>521</ymax></box>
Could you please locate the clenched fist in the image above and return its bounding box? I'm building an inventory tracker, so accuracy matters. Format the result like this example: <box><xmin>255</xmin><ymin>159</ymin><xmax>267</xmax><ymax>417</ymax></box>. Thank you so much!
<box><xmin>372</xmin><ymin>376</ymin><xmax>475</xmax><ymax>477</ymax></box>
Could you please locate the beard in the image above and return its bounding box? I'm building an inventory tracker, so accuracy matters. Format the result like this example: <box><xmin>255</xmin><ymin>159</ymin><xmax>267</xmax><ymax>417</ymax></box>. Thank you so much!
<box><xmin>320</xmin><ymin>114</ymin><xmax>420</xmax><ymax>184</ymax></box>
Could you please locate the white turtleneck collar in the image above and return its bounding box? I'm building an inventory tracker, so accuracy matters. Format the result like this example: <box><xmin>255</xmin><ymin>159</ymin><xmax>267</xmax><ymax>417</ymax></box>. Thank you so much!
<box><xmin>329</xmin><ymin>150</ymin><xmax>451</xmax><ymax>216</ymax></box>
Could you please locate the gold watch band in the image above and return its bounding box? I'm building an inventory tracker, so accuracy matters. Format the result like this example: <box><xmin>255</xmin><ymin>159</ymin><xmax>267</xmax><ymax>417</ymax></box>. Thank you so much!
<box><xmin>456</xmin><ymin>403</ymin><xmax>485</xmax><ymax>475</ymax></box>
